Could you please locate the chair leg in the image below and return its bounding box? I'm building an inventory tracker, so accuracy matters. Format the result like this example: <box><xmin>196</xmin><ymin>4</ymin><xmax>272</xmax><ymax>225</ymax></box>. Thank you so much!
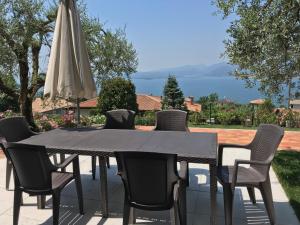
<box><xmin>247</xmin><ymin>187</ymin><xmax>256</xmax><ymax>204</ymax></box>
<box><xmin>186</xmin><ymin>163</ymin><xmax>189</xmax><ymax>187</ymax></box>
<box><xmin>6</xmin><ymin>159</ymin><xmax>12</xmax><ymax>190</ymax></box>
<box><xmin>179</xmin><ymin>186</ymin><xmax>187</xmax><ymax>225</ymax></box>
<box><xmin>223</xmin><ymin>185</ymin><xmax>234</xmax><ymax>225</ymax></box>
<box><xmin>13</xmin><ymin>188</ymin><xmax>22</xmax><ymax>225</ymax></box>
<box><xmin>259</xmin><ymin>178</ymin><xmax>276</xmax><ymax>225</ymax></box>
<box><xmin>123</xmin><ymin>200</ymin><xmax>131</xmax><ymax>225</ymax></box>
<box><xmin>106</xmin><ymin>157</ymin><xmax>110</xmax><ymax>169</ymax></box>
<box><xmin>20</xmin><ymin>194</ymin><xmax>23</xmax><ymax>206</ymax></box>
<box><xmin>73</xmin><ymin>157</ymin><xmax>84</xmax><ymax>214</ymax></box>
<box><xmin>129</xmin><ymin>207</ymin><xmax>136</xmax><ymax>224</ymax></box>
<box><xmin>37</xmin><ymin>195</ymin><xmax>46</xmax><ymax>209</ymax></box>
<box><xmin>91</xmin><ymin>156</ymin><xmax>96</xmax><ymax>180</ymax></box>
<box><xmin>170</xmin><ymin>204</ymin><xmax>180</xmax><ymax>225</ymax></box>
<box><xmin>52</xmin><ymin>191</ymin><xmax>61</xmax><ymax>225</ymax></box>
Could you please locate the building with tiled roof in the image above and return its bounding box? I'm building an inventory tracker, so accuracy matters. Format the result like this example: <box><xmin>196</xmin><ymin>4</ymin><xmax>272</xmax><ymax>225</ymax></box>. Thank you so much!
<box><xmin>32</xmin><ymin>94</ymin><xmax>202</xmax><ymax>115</ymax></box>
<box><xmin>136</xmin><ymin>94</ymin><xmax>162</xmax><ymax>111</ymax></box>
<box><xmin>79</xmin><ymin>98</ymin><xmax>98</xmax><ymax>109</ymax></box>
<box><xmin>184</xmin><ymin>97</ymin><xmax>201</xmax><ymax>112</ymax></box>
<box><xmin>250</xmin><ymin>99</ymin><xmax>265</xmax><ymax>105</ymax></box>
<box><xmin>290</xmin><ymin>99</ymin><xmax>300</xmax><ymax>111</ymax></box>
<box><xmin>32</xmin><ymin>98</ymin><xmax>74</xmax><ymax>115</ymax></box>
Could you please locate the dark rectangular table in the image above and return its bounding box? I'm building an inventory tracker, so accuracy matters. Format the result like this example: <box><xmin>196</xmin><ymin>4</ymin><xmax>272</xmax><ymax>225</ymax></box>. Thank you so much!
<box><xmin>20</xmin><ymin>128</ymin><xmax>218</xmax><ymax>225</ymax></box>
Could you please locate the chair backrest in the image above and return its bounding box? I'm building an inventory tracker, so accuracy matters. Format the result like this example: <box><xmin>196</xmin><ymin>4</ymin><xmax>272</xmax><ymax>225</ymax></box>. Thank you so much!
<box><xmin>249</xmin><ymin>124</ymin><xmax>284</xmax><ymax>174</ymax></box>
<box><xmin>0</xmin><ymin>117</ymin><xmax>35</xmax><ymax>142</ymax></box>
<box><xmin>115</xmin><ymin>152</ymin><xmax>179</xmax><ymax>210</ymax></box>
<box><xmin>103</xmin><ymin>109</ymin><xmax>136</xmax><ymax>129</ymax></box>
<box><xmin>154</xmin><ymin>110</ymin><xmax>188</xmax><ymax>131</ymax></box>
<box><xmin>3</xmin><ymin>143</ymin><xmax>56</xmax><ymax>192</ymax></box>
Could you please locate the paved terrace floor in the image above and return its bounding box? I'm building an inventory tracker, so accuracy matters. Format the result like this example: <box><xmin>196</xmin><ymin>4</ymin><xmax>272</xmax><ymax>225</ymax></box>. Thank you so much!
<box><xmin>0</xmin><ymin>151</ymin><xmax>299</xmax><ymax>224</ymax></box>
<box><xmin>136</xmin><ymin>126</ymin><xmax>300</xmax><ymax>151</ymax></box>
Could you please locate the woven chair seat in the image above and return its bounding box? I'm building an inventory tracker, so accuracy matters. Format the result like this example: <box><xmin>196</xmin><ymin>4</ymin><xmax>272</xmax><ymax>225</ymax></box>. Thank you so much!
<box><xmin>218</xmin><ymin>166</ymin><xmax>265</xmax><ymax>186</ymax></box>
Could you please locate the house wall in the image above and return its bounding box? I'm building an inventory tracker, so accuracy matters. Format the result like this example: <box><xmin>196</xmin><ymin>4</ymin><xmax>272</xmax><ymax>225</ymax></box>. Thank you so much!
<box><xmin>291</xmin><ymin>104</ymin><xmax>300</xmax><ymax>110</ymax></box>
<box><xmin>74</xmin><ymin>108</ymin><xmax>91</xmax><ymax>116</ymax></box>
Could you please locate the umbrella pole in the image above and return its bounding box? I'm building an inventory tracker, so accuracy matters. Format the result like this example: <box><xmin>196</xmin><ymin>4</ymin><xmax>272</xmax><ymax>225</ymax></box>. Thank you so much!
<box><xmin>76</xmin><ymin>98</ymin><xmax>80</xmax><ymax>125</ymax></box>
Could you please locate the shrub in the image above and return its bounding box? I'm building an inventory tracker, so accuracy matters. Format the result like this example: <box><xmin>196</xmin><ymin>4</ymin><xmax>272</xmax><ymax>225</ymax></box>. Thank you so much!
<box><xmin>0</xmin><ymin>93</ymin><xmax>19</xmax><ymax>112</ymax></box>
<box><xmin>135</xmin><ymin>111</ymin><xmax>156</xmax><ymax>126</ymax></box>
<box><xmin>0</xmin><ymin>110</ymin><xmax>20</xmax><ymax>119</ymax></box>
<box><xmin>216</xmin><ymin>110</ymin><xmax>236</xmax><ymax>125</ymax></box>
<box><xmin>35</xmin><ymin>115</ymin><xmax>54</xmax><ymax>131</ymax></box>
<box><xmin>98</xmin><ymin>77</ymin><xmax>138</xmax><ymax>113</ymax></box>
<box><xmin>89</xmin><ymin>115</ymin><xmax>106</xmax><ymax>125</ymax></box>
<box><xmin>254</xmin><ymin>99</ymin><xmax>277</xmax><ymax>126</ymax></box>
<box><xmin>189</xmin><ymin>112</ymin><xmax>207</xmax><ymax>125</ymax></box>
<box><xmin>278</xmin><ymin>109</ymin><xmax>300</xmax><ymax>128</ymax></box>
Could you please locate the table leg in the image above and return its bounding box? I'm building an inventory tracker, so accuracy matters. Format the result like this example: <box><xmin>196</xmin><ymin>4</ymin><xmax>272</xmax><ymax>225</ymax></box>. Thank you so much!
<box><xmin>60</xmin><ymin>154</ymin><xmax>66</xmax><ymax>172</ymax></box>
<box><xmin>209</xmin><ymin>163</ymin><xmax>217</xmax><ymax>225</ymax></box>
<box><xmin>37</xmin><ymin>195</ymin><xmax>46</xmax><ymax>209</ymax></box>
<box><xmin>99</xmin><ymin>156</ymin><xmax>108</xmax><ymax>217</ymax></box>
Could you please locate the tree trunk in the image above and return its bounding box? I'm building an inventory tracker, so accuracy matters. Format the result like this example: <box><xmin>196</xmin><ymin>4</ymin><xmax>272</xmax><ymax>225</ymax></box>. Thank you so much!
<box><xmin>19</xmin><ymin>96</ymin><xmax>36</xmax><ymax>130</ymax></box>
<box><xmin>18</xmin><ymin>55</ymin><xmax>38</xmax><ymax>130</ymax></box>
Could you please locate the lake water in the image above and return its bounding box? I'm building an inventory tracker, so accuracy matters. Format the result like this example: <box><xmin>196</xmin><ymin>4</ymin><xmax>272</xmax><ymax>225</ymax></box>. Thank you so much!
<box><xmin>133</xmin><ymin>77</ymin><xmax>263</xmax><ymax>103</ymax></box>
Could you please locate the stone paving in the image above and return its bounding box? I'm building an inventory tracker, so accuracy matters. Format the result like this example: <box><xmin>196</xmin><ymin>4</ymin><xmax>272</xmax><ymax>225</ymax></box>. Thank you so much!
<box><xmin>136</xmin><ymin>126</ymin><xmax>300</xmax><ymax>151</ymax></box>
<box><xmin>0</xmin><ymin>150</ymin><xmax>299</xmax><ymax>225</ymax></box>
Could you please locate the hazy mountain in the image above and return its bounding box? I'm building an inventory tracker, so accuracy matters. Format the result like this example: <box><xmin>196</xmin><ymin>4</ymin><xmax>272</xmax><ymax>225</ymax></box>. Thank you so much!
<box><xmin>132</xmin><ymin>62</ymin><xmax>235</xmax><ymax>80</ymax></box>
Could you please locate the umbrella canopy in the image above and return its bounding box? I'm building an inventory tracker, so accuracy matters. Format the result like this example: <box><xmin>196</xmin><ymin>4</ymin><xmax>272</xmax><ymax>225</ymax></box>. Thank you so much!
<box><xmin>44</xmin><ymin>0</ymin><xmax>96</xmax><ymax>119</ymax></box>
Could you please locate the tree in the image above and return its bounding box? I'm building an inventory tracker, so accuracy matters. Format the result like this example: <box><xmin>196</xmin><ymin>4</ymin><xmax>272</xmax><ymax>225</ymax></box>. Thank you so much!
<box><xmin>0</xmin><ymin>74</ymin><xmax>19</xmax><ymax>112</ymax></box>
<box><xmin>0</xmin><ymin>0</ymin><xmax>138</xmax><ymax>129</ymax></box>
<box><xmin>162</xmin><ymin>75</ymin><xmax>185</xmax><ymax>110</ymax></box>
<box><xmin>198</xmin><ymin>93</ymin><xmax>219</xmax><ymax>111</ymax></box>
<box><xmin>0</xmin><ymin>0</ymin><xmax>56</xmax><ymax>129</ymax></box>
<box><xmin>88</xmin><ymin>28</ymin><xmax>138</xmax><ymax>84</ymax></box>
<box><xmin>215</xmin><ymin>0</ymin><xmax>300</xmax><ymax>106</ymax></box>
<box><xmin>98</xmin><ymin>77</ymin><xmax>138</xmax><ymax>114</ymax></box>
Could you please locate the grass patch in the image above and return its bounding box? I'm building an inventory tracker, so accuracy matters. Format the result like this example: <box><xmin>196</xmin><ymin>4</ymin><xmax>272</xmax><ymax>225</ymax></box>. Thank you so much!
<box><xmin>272</xmin><ymin>151</ymin><xmax>300</xmax><ymax>221</ymax></box>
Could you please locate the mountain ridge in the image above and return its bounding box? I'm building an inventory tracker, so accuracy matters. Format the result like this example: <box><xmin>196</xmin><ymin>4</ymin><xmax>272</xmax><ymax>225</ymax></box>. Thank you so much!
<box><xmin>133</xmin><ymin>62</ymin><xmax>235</xmax><ymax>80</ymax></box>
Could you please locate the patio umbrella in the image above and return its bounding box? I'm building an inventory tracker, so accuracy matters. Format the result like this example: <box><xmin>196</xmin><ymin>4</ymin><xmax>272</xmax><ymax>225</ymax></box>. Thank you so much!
<box><xmin>44</xmin><ymin>0</ymin><xmax>97</xmax><ymax>124</ymax></box>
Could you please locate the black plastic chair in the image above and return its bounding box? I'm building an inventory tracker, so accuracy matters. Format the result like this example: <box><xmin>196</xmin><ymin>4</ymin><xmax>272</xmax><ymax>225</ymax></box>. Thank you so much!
<box><xmin>103</xmin><ymin>109</ymin><xmax>136</xmax><ymax>129</ymax></box>
<box><xmin>154</xmin><ymin>110</ymin><xmax>189</xmax><ymax>132</ymax></box>
<box><xmin>217</xmin><ymin>124</ymin><xmax>284</xmax><ymax>225</ymax></box>
<box><xmin>0</xmin><ymin>117</ymin><xmax>59</xmax><ymax>190</ymax></box>
<box><xmin>1</xmin><ymin>142</ymin><xmax>84</xmax><ymax>225</ymax></box>
<box><xmin>115</xmin><ymin>151</ymin><xmax>187</xmax><ymax>225</ymax></box>
<box><xmin>91</xmin><ymin>109</ymin><xmax>136</xmax><ymax>179</ymax></box>
<box><xmin>154</xmin><ymin>110</ymin><xmax>190</xmax><ymax>186</ymax></box>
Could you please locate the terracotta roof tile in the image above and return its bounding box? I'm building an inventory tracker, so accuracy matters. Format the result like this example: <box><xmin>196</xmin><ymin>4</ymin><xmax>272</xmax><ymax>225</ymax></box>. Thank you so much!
<box><xmin>32</xmin><ymin>98</ymin><xmax>74</xmax><ymax>113</ymax></box>
<box><xmin>250</xmin><ymin>99</ymin><xmax>265</xmax><ymax>105</ymax></box>
<box><xmin>80</xmin><ymin>98</ymin><xmax>98</xmax><ymax>108</ymax></box>
<box><xmin>137</xmin><ymin>95</ymin><xmax>162</xmax><ymax>111</ymax></box>
<box><xmin>33</xmin><ymin>95</ymin><xmax>202</xmax><ymax>113</ymax></box>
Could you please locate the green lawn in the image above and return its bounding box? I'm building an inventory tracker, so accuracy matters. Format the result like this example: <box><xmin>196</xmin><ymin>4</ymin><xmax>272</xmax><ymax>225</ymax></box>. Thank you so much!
<box><xmin>188</xmin><ymin>123</ymin><xmax>300</xmax><ymax>131</ymax></box>
<box><xmin>272</xmin><ymin>151</ymin><xmax>300</xmax><ymax>221</ymax></box>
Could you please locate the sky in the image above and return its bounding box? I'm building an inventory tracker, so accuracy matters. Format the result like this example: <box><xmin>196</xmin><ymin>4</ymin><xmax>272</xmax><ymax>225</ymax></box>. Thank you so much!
<box><xmin>84</xmin><ymin>0</ymin><xmax>232</xmax><ymax>72</ymax></box>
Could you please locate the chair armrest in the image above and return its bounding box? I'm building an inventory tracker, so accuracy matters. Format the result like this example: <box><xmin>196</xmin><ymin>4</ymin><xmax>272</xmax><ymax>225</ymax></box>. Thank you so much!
<box><xmin>29</xmin><ymin>130</ymin><xmax>39</xmax><ymax>136</ymax></box>
<box><xmin>56</xmin><ymin>154</ymin><xmax>78</xmax><ymax>169</ymax></box>
<box><xmin>231</xmin><ymin>159</ymin><xmax>270</xmax><ymax>189</ymax></box>
<box><xmin>218</xmin><ymin>143</ymin><xmax>251</xmax><ymax>166</ymax></box>
<box><xmin>179</xmin><ymin>161</ymin><xmax>188</xmax><ymax>181</ymax></box>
